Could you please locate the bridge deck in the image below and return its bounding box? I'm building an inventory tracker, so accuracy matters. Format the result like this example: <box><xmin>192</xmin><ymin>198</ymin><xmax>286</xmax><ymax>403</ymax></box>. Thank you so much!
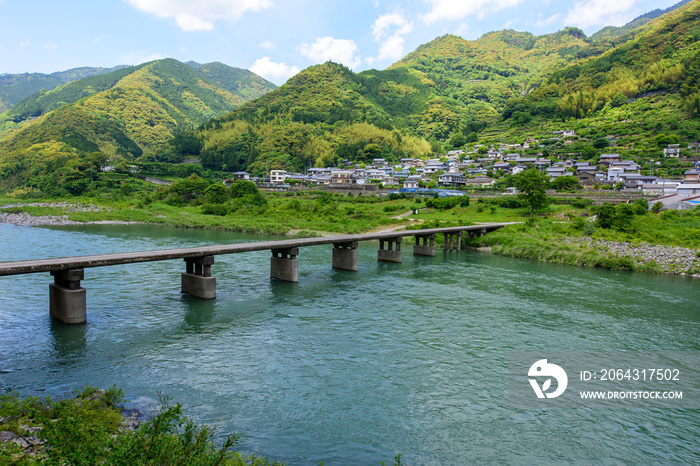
<box><xmin>0</xmin><ymin>224</ymin><xmax>512</xmax><ymax>276</ymax></box>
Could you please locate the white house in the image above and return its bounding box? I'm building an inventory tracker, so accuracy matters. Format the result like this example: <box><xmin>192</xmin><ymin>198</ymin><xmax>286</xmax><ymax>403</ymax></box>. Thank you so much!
<box><xmin>270</xmin><ymin>170</ymin><xmax>288</xmax><ymax>184</ymax></box>
<box><xmin>663</xmin><ymin>144</ymin><xmax>681</xmax><ymax>158</ymax></box>
<box><xmin>677</xmin><ymin>183</ymin><xmax>700</xmax><ymax>197</ymax></box>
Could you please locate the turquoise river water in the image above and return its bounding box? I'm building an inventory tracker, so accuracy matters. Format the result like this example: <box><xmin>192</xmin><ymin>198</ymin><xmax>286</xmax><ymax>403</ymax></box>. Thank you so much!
<box><xmin>0</xmin><ymin>223</ymin><xmax>699</xmax><ymax>464</ymax></box>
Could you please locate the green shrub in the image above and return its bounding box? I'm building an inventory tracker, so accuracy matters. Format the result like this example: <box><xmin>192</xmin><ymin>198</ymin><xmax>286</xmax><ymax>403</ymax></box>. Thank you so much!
<box><xmin>201</xmin><ymin>203</ymin><xmax>229</xmax><ymax>216</ymax></box>
<box><xmin>425</xmin><ymin>196</ymin><xmax>462</xmax><ymax>209</ymax></box>
<box><xmin>205</xmin><ymin>184</ymin><xmax>229</xmax><ymax>204</ymax></box>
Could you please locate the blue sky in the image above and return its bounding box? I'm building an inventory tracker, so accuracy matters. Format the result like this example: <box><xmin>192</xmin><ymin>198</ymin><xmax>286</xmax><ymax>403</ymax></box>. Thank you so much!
<box><xmin>0</xmin><ymin>0</ymin><xmax>682</xmax><ymax>85</ymax></box>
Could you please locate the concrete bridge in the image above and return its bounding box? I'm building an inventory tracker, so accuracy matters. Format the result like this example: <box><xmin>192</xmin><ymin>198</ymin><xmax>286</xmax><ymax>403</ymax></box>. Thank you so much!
<box><xmin>0</xmin><ymin>224</ymin><xmax>510</xmax><ymax>324</ymax></box>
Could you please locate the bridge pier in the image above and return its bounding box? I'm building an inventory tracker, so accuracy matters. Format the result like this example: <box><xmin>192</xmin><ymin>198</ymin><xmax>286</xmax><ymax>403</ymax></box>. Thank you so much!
<box><xmin>332</xmin><ymin>241</ymin><xmax>358</xmax><ymax>271</ymax></box>
<box><xmin>271</xmin><ymin>247</ymin><xmax>299</xmax><ymax>282</ymax></box>
<box><xmin>443</xmin><ymin>232</ymin><xmax>462</xmax><ymax>251</ymax></box>
<box><xmin>413</xmin><ymin>234</ymin><xmax>436</xmax><ymax>257</ymax></box>
<box><xmin>49</xmin><ymin>269</ymin><xmax>87</xmax><ymax>324</ymax></box>
<box><xmin>182</xmin><ymin>256</ymin><xmax>216</xmax><ymax>299</ymax></box>
<box><xmin>377</xmin><ymin>237</ymin><xmax>402</xmax><ymax>263</ymax></box>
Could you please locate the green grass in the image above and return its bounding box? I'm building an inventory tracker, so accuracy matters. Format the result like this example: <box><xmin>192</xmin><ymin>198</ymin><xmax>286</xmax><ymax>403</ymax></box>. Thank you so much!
<box><xmin>0</xmin><ymin>387</ymin><xmax>284</xmax><ymax>465</ymax></box>
<box><xmin>4</xmin><ymin>191</ymin><xmax>699</xmax><ymax>276</ymax></box>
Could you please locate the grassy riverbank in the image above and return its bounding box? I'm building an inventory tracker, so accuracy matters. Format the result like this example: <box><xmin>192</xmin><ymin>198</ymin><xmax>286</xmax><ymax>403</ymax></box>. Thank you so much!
<box><xmin>471</xmin><ymin>209</ymin><xmax>700</xmax><ymax>275</ymax></box>
<box><xmin>0</xmin><ymin>386</ymin><xmax>282</xmax><ymax>465</ymax></box>
<box><xmin>2</xmin><ymin>190</ymin><xmax>699</xmax><ymax>276</ymax></box>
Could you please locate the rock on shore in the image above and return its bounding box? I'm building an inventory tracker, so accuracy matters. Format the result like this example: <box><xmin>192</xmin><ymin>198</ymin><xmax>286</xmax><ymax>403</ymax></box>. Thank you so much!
<box><xmin>569</xmin><ymin>236</ymin><xmax>700</xmax><ymax>276</ymax></box>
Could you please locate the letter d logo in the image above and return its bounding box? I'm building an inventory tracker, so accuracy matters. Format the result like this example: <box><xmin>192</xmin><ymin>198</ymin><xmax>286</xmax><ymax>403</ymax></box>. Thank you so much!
<box><xmin>528</xmin><ymin>359</ymin><xmax>568</xmax><ymax>399</ymax></box>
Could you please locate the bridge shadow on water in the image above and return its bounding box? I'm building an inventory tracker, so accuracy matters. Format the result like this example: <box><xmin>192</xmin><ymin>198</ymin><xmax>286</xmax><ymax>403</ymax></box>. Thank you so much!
<box><xmin>49</xmin><ymin>319</ymin><xmax>88</xmax><ymax>363</ymax></box>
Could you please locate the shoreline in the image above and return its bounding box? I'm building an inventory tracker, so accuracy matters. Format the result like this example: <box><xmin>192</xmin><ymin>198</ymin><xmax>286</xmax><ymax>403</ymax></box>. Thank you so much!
<box><xmin>0</xmin><ymin>212</ymin><xmax>138</xmax><ymax>227</ymax></box>
<box><xmin>3</xmin><ymin>207</ymin><xmax>699</xmax><ymax>278</ymax></box>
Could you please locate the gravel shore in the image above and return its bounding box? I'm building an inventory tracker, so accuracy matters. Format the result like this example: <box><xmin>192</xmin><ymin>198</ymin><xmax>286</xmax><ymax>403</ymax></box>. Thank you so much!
<box><xmin>567</xmin><ymin>236</ymin><xmax>700</xmax><ymax>276</ymax></box>
<box><xmin>0</xmin><ymin>203</ymin><xmax>136</xmax><ymax>226</ymax></box>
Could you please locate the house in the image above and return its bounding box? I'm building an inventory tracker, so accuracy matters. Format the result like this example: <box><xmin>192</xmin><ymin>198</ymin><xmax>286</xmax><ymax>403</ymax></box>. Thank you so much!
<box><xmin>493</xmin><ymin>162</ymin><xmax>512</xmax><ymax>172</ymax></box>
<box><xmin>308</xmin><ymin>167</ymin><xmax>333</xmax><ymax>176</ymax></box>
<box><xmin>599</xmin><ymin>154</ymin><xmax>621</xmax><ymax>167</ymax></box>
<box><xmin>516</xmin><ymin>157</ymin><xmax>537</xmax><ymax>165</ymax></box>
<box><xmin>663</xmin><ymin>144</ymin><xmax>681</xmax><ymax>158</ymax></box>
<box><xmin>423</xmin><ymin>163</ymin><xmax>449</xmax><ymax>174</ymax></box>
<box><xmin>511</xmin><ymin>165</ymin><xmax>528</xmax><ymax>175</ymax></box>
<box><xmin>677</xmin><ymin>183</ymin><xmax>700</xmax><ymax>197</ymax></box>
<box><xmin>464</xmin><ymin>176</ymin><xmax>495</xmax><ymax>187</ymax></box>
<box><xmin>403</xmin><ymin>175</ymin><xmax>421</xmax><ymax>189</ymax></box>
<box><xmin>400</xmin><ymin>158</ymin><xmax>422</xmax><ymax>168</ymax></box>
<box><xmin>331</xmin><ymin>170</ymin><xmax>355</xmax><ymax>184</ymax></box>
<box><xmin>270</xmin><ymin>170</ymin><xmax>288</xmax><ymax>184</ymax></box>
<box><xmin>684</xmin><ymin>169</ymin><xmax>700</xmax><ymax>182</ymax></box>
<box><xmin>607</xmin><ymin>167</ymin><xmax>626</xmax><ymax>181</ymax></box>
<box><xmin>439</xmin><ymin>172</ymin><xmax>466</xmax><ymax>186</ymax></box>
<box><xmin>611</xmin><ymin>160</ymin><xmax>639</xmax><ymax>172</ymax></box>
<box><xmin>575</xmin><ymin>172</ymin><xmax>595</xmax><ymax>186</ymax></box>
<box><xmin>576</xmin><ymin>165</ymin><xmax>597</xmax><ymax>175</ymax></box>
<box><xmin>392</xmin><ymin>170</ymin><xmax>411</xmax><ymax>182</ymax></box>
<box><xmin>546</xmin><ymin>166</ymin><xmax>567</xmax><ymax>179</ymax></box>
<box><xmin>231</xmin><ymin>171</ymin><xmax>250</xmax><ymax>180</ymax></box>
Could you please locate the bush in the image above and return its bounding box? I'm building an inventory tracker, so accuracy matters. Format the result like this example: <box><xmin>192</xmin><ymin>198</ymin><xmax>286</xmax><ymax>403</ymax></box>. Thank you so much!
<box><xmin>205</xmin><ymin>184</ymin><xmax>228</xmax><ymax>204</ymax></box>
<box><xmin>425</xmin><ymin>196</ymin><xmax>462</xmax><ymax>209</ymax></box>
<box><xmin>230</xmin><ymin>180</ymin><xmax>259</xmax><ymax>198</ymax></box>
<box><xmin>201</xmin><ymin>203</ymin><xmax>228</xmax><ymax>216</ymax></box>
<box><xmin>570</xmin><ymin>197</ymin><xmax>593</xmax><ymax>208</ymax></box>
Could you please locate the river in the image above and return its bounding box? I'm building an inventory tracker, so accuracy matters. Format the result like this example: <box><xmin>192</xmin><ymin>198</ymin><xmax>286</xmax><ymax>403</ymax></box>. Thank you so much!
<box><xmin>0</xmin><ymin>223</ymin><xmax>699</xmax><ymax>464</ymax></box>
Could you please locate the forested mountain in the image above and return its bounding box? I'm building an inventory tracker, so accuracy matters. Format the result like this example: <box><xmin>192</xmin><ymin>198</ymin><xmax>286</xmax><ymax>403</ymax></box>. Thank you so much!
<box><xmin>0</xmin><ymin>59</ymin><xmax>276</xmax><ymax>189</ymax></box>
<box><xmin>191</xmin><ymin>0</ymin><xmax>700</xmax><ymax>175</ymax></box>
<box><xmin>2</xmin><ymin>0</ymin><xmax>700</xmax><ymax>192</ymax></box>
<box><xmin>589</xmin><ymin>0</ymin><xmax>692</xmax><ymax>42</ymax></box>
<box><xmin>0</xmin><ymin>66</ymin><xmax>127</xmax><ymax>113</ymax></box>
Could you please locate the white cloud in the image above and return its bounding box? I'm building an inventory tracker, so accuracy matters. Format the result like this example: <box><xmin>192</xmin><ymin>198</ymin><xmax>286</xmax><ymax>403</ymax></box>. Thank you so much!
<box><xmin>120</xmin><ymin>52</ymin><xmax>167</xmax><ymax>66</ymax></box>
<box><xmin>19</xmin><ymin>40</ymin><xmax>30</xmax><ymax>47</ymax></box>
<box><xmin>563</xmin><ymin>0</ymin><xmax>638</xmax><ymax>29</ymax></box>
<box><xmin>42</xmin><ymin>41</ymin><xmax>58</xmax><ymax>50</ymax></box>
<box><xmin>297</xmin><ymin>37</ymin><xmax>361</xmax><ymax>69</ymax></box>
<box><xmin>372</xmin><ymin>10</ymin><xmax>413</xmax><ymax>62</ymax></box>
<box><xmin>176</xmin><ymin>14</ymin><xmax>215</xmax><ymax>32</ymax></box>
<box><xmin>422</xmin><ymin>0</ymin><xmax>524</xmax><ymax>24</ymax></box>
<box><xmin>260</xmin><ymin>41</ymin><xmax>277</xmax><ymax>51</ymax></box>
<box><xmin>372</xmin><ymin>11</ymin><xmax>413</xmax><ymax>41</ymax></box>
<box><xmin>250</xmin><ymin>56</ymin><xmax>300</xmax><ymax>82</ymax></box>
<box><xmin>126</xmin><ymin>0</ymin><xmax>272</xmax><ymax>31</ymax></box>
<box><xmin>535</xmin><ymin>13</ymin><xmax>560</xmax><ymax>28</ymax></box>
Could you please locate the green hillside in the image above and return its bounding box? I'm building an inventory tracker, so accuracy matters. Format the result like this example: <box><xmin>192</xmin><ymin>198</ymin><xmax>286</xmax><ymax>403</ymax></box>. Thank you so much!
<box><xmin>190</xmin><ymin>26</ymin><xmax>643</xmax><ymax>174</ymax></box>
<box><xmin>196</xmin><ymin>62</ymin><xmax>435</xmax><ymax>173</ymax></box>
<box><xmin>0</xmin><ymin>66</ymin><xmax>127</xmax><ymax>113</ymax></box>
<box><xmin>3</xmin><ymin>0</ymin><xmax>700</xmax><ymax>194</ymax></box>
<box><xmin>0</xmin><ymin>59</ymin><xmax>276</xmax><ymax>189</ymax></box>
<box><xmin>502</xmin><ymin>0</ymin><xmax>700</xmax><ymax>122</ymax></box>
<box><xmin>589</xmin><ymin>0</ymin><xmax>692</xmax><ymax>41</ymax></box>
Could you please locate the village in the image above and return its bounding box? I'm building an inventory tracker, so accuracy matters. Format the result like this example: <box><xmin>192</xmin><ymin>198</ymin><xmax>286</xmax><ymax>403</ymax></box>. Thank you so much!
<box><xmin>225</xmin><ymin>131</ymin><xmax>700</xmax><ymax>210</ymax></box>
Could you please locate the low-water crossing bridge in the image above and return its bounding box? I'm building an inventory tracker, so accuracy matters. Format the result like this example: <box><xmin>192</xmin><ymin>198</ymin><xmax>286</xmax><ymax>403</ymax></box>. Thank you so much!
<box><xmin>0</xmin><ymin>224</ymin><xmax>511</xmax><ymax>324</ymax></box>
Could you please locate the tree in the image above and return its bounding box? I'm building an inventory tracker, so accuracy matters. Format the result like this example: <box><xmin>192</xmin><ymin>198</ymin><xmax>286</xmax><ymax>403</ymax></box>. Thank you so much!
<box><xmin>513</xmin><ymin>169</ymin><xmax>550</xmax><ymax>213</ymax></box>
<box><xmin>229</xmin><ymin>180</ymin><xmax>259</xmax><ymax>198</ymax></box>
<box><xmin>204</xmin><ymin>184</ymin><xmax>228</xmax><ymax>204</ymax></box>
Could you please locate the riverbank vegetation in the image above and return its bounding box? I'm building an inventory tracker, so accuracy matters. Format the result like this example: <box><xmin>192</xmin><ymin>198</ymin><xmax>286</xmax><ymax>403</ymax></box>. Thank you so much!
<box><xmin>0</xmin><ymin>386</ymin><xmax>282</xmax><ymax>465</ymax></box>
<box><xmin>2</xmin><ymin>178</ymin><xmax>699</xmax><ymax>276</ymax></box>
